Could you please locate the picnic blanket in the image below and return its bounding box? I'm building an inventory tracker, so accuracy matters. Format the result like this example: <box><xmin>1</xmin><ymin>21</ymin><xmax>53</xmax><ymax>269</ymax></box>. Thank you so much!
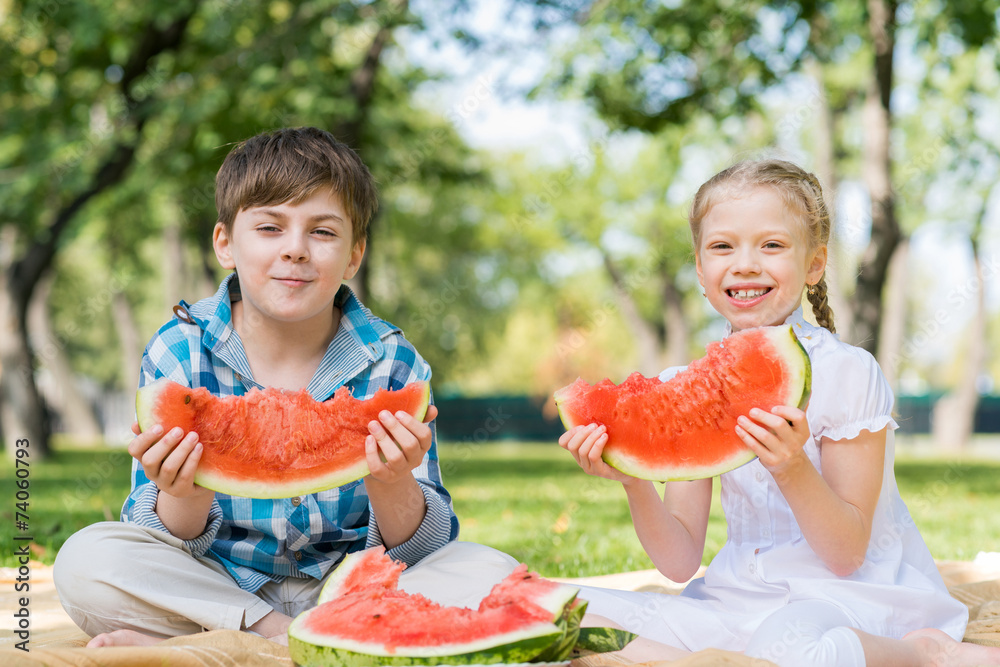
<box><xmin>3</xmin><ymin>555</ymin><xmax>1000</xmax><ymax>667</ymax></box>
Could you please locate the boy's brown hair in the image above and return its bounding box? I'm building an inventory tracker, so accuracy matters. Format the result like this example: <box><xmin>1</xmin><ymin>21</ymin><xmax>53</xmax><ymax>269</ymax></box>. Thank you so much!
<box><xmin>215</xmin><ymin>127</ymin><xmax>378</xmax><ymax>243</ymax></box>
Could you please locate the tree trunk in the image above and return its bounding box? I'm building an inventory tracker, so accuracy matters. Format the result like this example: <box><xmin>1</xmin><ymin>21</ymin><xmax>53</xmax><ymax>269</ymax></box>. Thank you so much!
<box><xmin>163</xmin><ymin>215</ymin><xmax>187</xmax><ymax>310</ymax></box>
<box><xmin>601</xmin><ymin>252</ymin><xmax>663</xmax><ymax>376</ymax></box>
<box><xmin>335</xmin><ymin>0</ymin><xmax>409</xmax><ymax>306</ymax></box>
<box><xmin>28</xmin><ymin>274</ymin><xmax>103</xmax><ymax>443</ymax></box>
<box><xmin>853</xmin><ymin>0</ymin><xmax>900</xmax><ymax>354</ymax></box>
<box><xmin>661</xmin><ymin>269</ymin><xmax>689</xmax><ymax>367</ymax></box>
<box><xmin>932</xmin><ymin>211</ymin><xmax>987</xmax><ymax>451</ymax></box>
<box><xmin>1</xmin><ymin>226</ymin><xmax>51</xmax><ymax>459</ymax></box>
<box><xmin>0</xmin><ymin>9</ymin><xmax>195</xmax><ymax>455</ymax></box>
<box><xmin>111</xmin><ymin>290</ymin><xmax>143</xmax><ymax>391</ymax></box>
<box><xmin>806</xmin><ymin>59</ymin><xmax>853</xmax><ymax>338</ymax></box>
<box><xmin>876</xmin><ymin>237</ymin><xmax>909</xmax><ymax>390</ymax></box>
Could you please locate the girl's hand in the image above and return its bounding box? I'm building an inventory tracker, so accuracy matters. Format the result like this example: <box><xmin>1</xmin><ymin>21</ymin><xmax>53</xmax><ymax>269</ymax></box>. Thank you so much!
<box><xmin>127</xmin><ymin>421</ymin><xmax>214</xmax><ymax>500</ymax></box>
<box><xmin>735</xmin><ymin>405</ymin><xmax>812</xmax><ymax>477</ymax></box>
<box><xmin>558</xmin><ymin>424</ymin><xmax>637</xmax><ymax>485</ymax></box>
<box><xmin>365</xmin><ymin>404</ymin><xmax>439</xmax><ymax>486</ymax></box>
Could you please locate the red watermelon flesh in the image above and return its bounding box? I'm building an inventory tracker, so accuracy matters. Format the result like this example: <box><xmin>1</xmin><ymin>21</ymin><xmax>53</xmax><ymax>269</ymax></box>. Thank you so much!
<box><xmin>135</xmin><ymin>379</ymin><xmax>430</xmax><ymax>499</ymax></box>
<box><xmin>554</xmin><ymin>325</ymin><xmax>811</xmax><ymax>481</ymax></box>
<box><xmin>316</xmin><ymin>544</ymin><xmax>406</xmax><ymax>605</ymax></box>
<box><xmin>288</xmin><ymin>547</ymin><xmax>579</xmax><ymax>665</ymax></box>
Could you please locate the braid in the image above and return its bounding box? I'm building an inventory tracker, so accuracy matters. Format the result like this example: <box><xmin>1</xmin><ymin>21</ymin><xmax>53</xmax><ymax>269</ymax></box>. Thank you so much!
<box><xmin>802</xmin><ymin>172</ymin><xmax>823</xmax><ymax>195</ymax></box>
<box><xmin>807</xmin><ymin>276</ymin><xmax>836</xmax><ymax>334</ymax></box>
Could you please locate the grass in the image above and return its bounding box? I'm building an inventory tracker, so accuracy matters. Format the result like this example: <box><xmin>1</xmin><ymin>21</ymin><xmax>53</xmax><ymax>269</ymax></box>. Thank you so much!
<box><xmin>2</xmin><ymin>441</ymin><xmax>999</xmax><ymax>575</ymax></box>
<box><xmin>0</xmin><ymin>445</ymin><xmax>134</xmax><ymax>566</ymax></box>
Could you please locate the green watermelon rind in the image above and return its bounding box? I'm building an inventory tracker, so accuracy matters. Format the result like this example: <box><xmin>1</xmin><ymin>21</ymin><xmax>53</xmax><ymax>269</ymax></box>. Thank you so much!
<box><xmin>290</xmin><ymin>551</ymin><xmax>580</xmax><ymax>667</ymax></box>
<box><xmin>288</xmin><ymin>587</ymin><xmax>577</xmax><ymax>666</ymax></box>
<box><xmin>193</xmin><ymin>457</ymin><xmax>372</xmax><ymax>499</ymax></box>
<box><xmin>287</xmin><ymin>628</ymin><xmax>564</xmax><ymax>666</ymax></box>
<box><xmin>555</xmin><ymin>325</ymin><xmax>811</xmax><ymax>482</ymax></box>
<box><xmin>531</xmin><ymin>597</ymin><xmax>587</xmax><ymax>662</ymax></box>
<box><xmin>572</xmin><ymin>626</ymin><xmax>638</xmax><ymax>655</ymax></box>
<box><xmin>603</xmin><ymin>325</ymin><xmax>810</xmax><ymax>481</ymax></box>
<box><xmin>135</xmin><ymin>379</ymin><xmax>431</xmax><ymax>499</ymax></box>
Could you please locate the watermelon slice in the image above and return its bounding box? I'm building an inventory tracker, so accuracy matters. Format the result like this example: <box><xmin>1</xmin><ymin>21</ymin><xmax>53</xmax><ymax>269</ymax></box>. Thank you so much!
<box><xmin>290</xmin><ymin>547</ymin><xmax>574</xmax><ymax>665</ymax></box>
<box><xmin>554</xmin><ymin>324</ymin><xmax>811</xmax><ymax>481</ymax></box>
<box><xmin>288</xmin><ymin>547</ymin><xmax>635</xmax><ymax>665</ymax></box>
<box><xmin>135</xmin><ymin>379</ymin><xmax>430</xmax><ymax>498</ymax></box>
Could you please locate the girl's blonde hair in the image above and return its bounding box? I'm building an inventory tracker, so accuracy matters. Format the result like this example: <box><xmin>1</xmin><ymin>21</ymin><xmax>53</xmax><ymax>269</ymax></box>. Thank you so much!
<box><xmin>689</xmin><ymin>159</ymin><xmax>836</xmax><ymax>333</ymax></box>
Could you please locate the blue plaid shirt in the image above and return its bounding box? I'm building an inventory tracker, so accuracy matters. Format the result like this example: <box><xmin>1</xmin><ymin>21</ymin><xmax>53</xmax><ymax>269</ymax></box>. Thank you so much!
<box><xmin>122</xmin><ymin>274</ymin><xmax>458</xmax><ymax>592</ymax></box>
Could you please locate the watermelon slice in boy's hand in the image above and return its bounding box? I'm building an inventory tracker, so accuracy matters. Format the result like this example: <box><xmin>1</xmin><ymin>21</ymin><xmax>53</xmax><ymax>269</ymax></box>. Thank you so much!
<box><xmin>135</xmin><ymin>379</ymin><xmax>430</xmax><ymax>498</ymax></box>
<box><xmin>554</xmin><ymin>325</ymin><xmax>811</xmax><ymax>482</ymax></box>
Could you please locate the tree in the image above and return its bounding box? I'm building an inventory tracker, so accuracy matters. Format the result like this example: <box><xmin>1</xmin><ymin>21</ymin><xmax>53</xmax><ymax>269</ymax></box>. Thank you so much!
<box><xmin>912</xmin><ymin>48</ymin><xmax>1000</xmax><ymax>449</ymax></box>
<box><xmin>0</xmin><ymin>0</ymin><xmax>438</xmax><ymax>454</ymax></box>
<box><xmin>1</xmin><ymin>1</ymin><xmax>199</xmax><ymax>457</ymax></box>
<box><xmin>517</xmin><ymin>0</ymin><xmax>999</xmax><ymax>361</ymax></box>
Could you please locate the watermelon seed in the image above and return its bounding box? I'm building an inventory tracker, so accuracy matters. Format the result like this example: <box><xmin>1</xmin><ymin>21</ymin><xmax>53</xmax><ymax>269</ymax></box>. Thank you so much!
<box><xmin>184</xmin><ymin>395</ymin><xmax>191</xmax><ymax>404</ymax></box>
<box><xmin>373</xmin><ymin>614</ymin><xmax>381</xmax><ymax>619</ymax></box>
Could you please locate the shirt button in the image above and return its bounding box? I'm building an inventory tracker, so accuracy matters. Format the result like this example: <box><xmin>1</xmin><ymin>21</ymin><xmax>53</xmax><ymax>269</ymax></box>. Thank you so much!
<box><xmin>294</xmin><ymin>551</ymin><xmax>303</xmax><ymax>561</ymax></box>
<box><xmin>291</xmin><ymin>497</ymin><xmax>301</xmax><ymax>506</ymax></box>
<box><xmin>755</xmin><ymin>472</ymin><xmax>764</xmax><ymax>482</ymax></box>
<box><xmin>748</xmin><ymin>563</ymin><xmax>756</xmax><ymax>574</ymax></box>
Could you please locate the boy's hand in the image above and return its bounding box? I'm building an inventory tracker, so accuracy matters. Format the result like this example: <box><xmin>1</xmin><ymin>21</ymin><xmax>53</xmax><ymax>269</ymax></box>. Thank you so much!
<box><xmin>365</xmin><ymin>404</ymin><xmax>439</xmax><ymax>485</ymax></box>
<box><xmin>559</xmin><ymin>424</ymin><xmax>637</xmax><ymax>485</ymax></box>
<box><xmin>127</xmin><ymin>421</ymin><xmax>214</xmax><ymax>500</ymax></box>
<box><xmin>735</xmin><ymin>405</ymin><xmax>812</xmax><ymax>478</ymax></box>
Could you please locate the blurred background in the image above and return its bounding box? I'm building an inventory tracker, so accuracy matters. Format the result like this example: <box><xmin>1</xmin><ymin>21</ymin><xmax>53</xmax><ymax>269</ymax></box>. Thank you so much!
<box><xmin>2</xmin><ymin>0</ymin><xmax>999</xmax><ymax>461</ymax></box>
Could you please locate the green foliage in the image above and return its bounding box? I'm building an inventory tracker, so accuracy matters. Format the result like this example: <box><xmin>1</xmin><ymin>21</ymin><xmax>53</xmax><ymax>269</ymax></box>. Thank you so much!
<box><xmin>4</xmin><ymin>0</ymin><xmax>1000</xmax><ymax>415</ymax></box>
<box><xmin>531</xmin><ymin>0</ymin><xmax>820</xmax><ymax>133</ymax></box>
<box><xmin>0</xmin><ymin>446</ymin><xmax>134</xmax><ymax>566</ymax></box>
<box><xmin>3</xmin><ymin>0</ymin><xmax>532</xmax><ymax>393</ymax></box>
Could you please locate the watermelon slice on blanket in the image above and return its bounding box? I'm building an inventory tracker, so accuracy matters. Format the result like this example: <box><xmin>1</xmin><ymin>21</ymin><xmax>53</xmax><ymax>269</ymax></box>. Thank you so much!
<box><xmin>288</xmin><ymin>547</ymin><xmax>635</xmax><ymax>665</ymax></box>
<box><xmin>554</xmin><ymin>324</ymin><xmax>811</xmax><ymax>481</ymax></box>
<box><xmin>135</xmin><ymin>379</ymin><xmax>430</xmax><ymax>498</ymax></box>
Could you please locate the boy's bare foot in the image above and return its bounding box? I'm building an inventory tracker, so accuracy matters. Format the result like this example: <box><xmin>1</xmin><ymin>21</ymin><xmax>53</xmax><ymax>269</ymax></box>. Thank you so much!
<box><xmin>87</xmin><ymin>629</ymin><xmax>164</xmax><ymax>648</ymax></box>
<box><xmin>903</xmin><ymin>628</ymin><xmax>1000</xmax><ymax>666</ymax></box>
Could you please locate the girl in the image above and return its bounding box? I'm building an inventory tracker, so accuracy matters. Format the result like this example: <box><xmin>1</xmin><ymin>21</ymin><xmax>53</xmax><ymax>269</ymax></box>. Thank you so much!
<box><xmin>560</xmin><ymin>159</ymin><xmax>1000</xmax><ymax>667</ymax></box>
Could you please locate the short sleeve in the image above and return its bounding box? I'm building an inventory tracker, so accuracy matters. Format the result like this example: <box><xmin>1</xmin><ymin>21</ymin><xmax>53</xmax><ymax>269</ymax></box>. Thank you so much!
<box><xmin>808</xmin><ymin>343</ymin><xmax>899</xmax><ymax>443</ymax></box>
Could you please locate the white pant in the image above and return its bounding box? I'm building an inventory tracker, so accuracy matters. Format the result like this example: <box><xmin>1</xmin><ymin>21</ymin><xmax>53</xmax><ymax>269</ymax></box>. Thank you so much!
<box><xmin>743</xmin><ymin>601</ymin><xmax>865</xmax><ymax>667</ymax></box>
<box><xmin>54</xmin><ymin>522</ymin><xmax>519</xmax><ymax>638</ymax></box>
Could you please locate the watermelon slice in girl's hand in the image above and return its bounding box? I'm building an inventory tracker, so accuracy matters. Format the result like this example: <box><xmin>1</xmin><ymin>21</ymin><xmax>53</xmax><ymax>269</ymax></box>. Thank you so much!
<box><xmin>554</xmin><ymin>324</ymin><xmax>811</xmax><ymax>482</ymax></box>
<box><xmin>135</xmin><ymin>379</ymin><xmax>430</xmax><ymax>498</ymax></box>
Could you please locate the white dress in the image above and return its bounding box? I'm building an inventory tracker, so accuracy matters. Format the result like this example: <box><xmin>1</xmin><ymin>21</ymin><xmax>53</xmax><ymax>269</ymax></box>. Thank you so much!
<box><xmin>576</xmin><ymin>309</ymin><xmax>968</xmax><ymax>651</ymax></box>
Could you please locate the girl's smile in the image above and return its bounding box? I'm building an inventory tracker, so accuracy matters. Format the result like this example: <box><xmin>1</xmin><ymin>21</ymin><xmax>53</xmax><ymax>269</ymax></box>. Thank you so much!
<box><xmin>696</xmin><ymin>186</ymin><xmax>826</xmax><ymax>332</ymax></box>
<box><xmin>725</xmin><ymin>284</ymin><xmax>772</xmax><ymax>307</ymax></box>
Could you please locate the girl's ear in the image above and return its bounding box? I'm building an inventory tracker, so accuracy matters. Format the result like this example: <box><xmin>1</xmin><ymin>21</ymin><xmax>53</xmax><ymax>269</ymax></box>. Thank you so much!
<box><xmin>213</xmin><ymin>222</ymin><xmax>236</xmax><ymax>270</ymax></box>
<box><xmin>695</xmin><ymin>252</ymin><xmax>706</xmax><ymax>289</ymax></box>
<box><xmin>806</xmin><ymin>244</ymin><xmax>828</xmax><ymax>286</ymax></box>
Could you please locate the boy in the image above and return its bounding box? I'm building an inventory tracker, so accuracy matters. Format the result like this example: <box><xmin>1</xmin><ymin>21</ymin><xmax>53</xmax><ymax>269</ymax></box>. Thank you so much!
<box><xmin>54</xmin><ymin>127</ymin><xmax>515</xmax><ymax>646</ymax></box>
